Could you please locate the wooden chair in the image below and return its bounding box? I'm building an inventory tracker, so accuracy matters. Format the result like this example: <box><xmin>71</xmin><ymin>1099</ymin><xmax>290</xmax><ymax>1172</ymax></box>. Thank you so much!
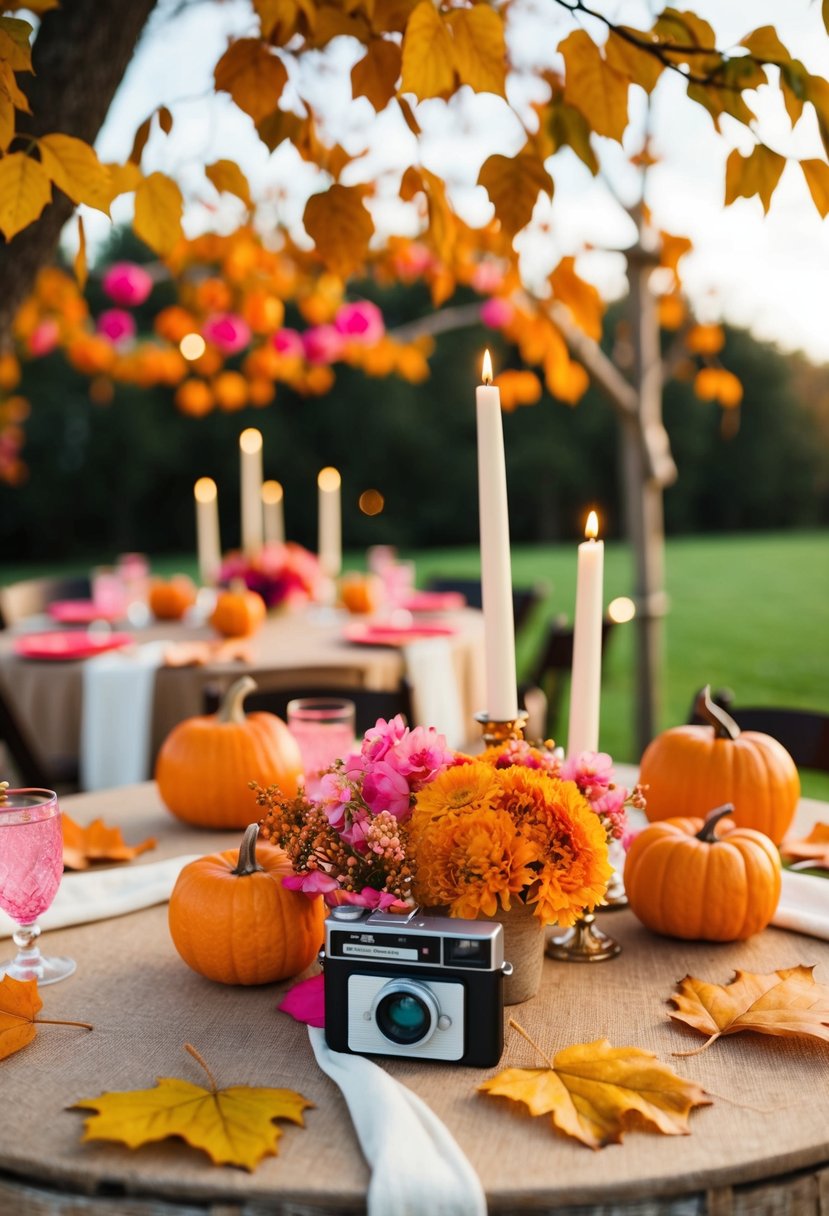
<box><xmin>0</xmin><ymin>683</ymin><xmax>79</xmax><ymax>791</ymax></box>
<box><xmin>689</xmin><ymin>688</ymin><xmax>829</xmax><ymax>773</ymax></box>
<box><xmin>0</xmin><ymin>574</ymin><xmax>91</xmax><ymax>629</ymax></box>
<box><xmin>203</xmin><ymin>681</ymin><xmax>415</xmax><ymax>738</ymax></box>
<box><xmin>523</xmin><ymin>613</ymin><xmax>617</xmax><ymax>742</ymax></box>
<box><xmin>423</xmin><ymin>577</ymin><xmax>549</xmax><ymax>632</ymax></box>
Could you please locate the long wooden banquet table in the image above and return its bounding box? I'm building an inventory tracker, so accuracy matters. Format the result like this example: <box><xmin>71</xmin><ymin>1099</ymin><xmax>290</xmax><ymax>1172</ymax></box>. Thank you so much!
<box><xmin>0</xmin><ymin>604</ymin><xmax>485</xmax><ymax>775</ymax></box>
<box><xmin>2</xmin><ymin>779</ymin><xmax>828</xmax><ymax>1215</ymax></box>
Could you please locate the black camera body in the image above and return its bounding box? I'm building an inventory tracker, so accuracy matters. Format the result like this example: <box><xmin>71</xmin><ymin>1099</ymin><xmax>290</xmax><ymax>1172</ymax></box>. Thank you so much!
<box><xmin>321</xmin><ymin>905</ymin><xmax>508</xmax><ymax>1067</ymax></box>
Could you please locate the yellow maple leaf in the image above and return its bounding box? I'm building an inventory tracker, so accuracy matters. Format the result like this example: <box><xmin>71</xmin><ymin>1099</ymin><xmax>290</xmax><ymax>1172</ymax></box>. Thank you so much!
<box><xmin>446</xmin><ymin>5</ymin><xmax>506</xmax><ymax>98</ymax></box>
<box><xmin>559</xmin><ymin>29</ymin><xmax>628</xmax><ymax>143</ymax></box>
<box><xmin>0</xmin><ymin>976</ymin><xmax>93</xmax><ymax>1062</ymax></box>
<box><xmin>38</xmin><ymin>133</ymin><xmax>111</xmax><ymax>214</ymax></box>
<box><xmin>800</xmin><ymin>159</ymin><xmax>829</xmax><ymax>219</ymax></box>
<box><xmin>478</xmin><ymin>146</ymin><xmax>552</xmax><ymax>239</ymax></box>
<box><xmin>214</xmin><ymin>38</ymin><xmax>288</xmax><ymax>123</ymax></box>
<box><xmin>0</xmin><ymin>151</ymin><xmax>51</xmax><ymax>240</ymax></box>
<box><xmin>605</xmin><ymin>28</ymin><xmax>664</xmax><ymax>94</ymax></box>
<box><xmin>0</xmin><ymin>90</ymin><xmax>13</xmax><ymax>151</ymax></box>
<box><xmin>0</xmin><ymin>16</ymin><xmax>33</xmax><ymax>72</ymax></box>
<box><xmin>72</xmin><ymin>1044</ymin><xmax>312</xmax><ymax>1171</ymax></box>
<box><xmin>544</xmin><ymin>98</ymin><xmax>598</xmax><ymax>174</ymax></box>
<box><xmin>74</xmin><ymin>214</ymin><xmax>87</xmax><ymax>291</ymax></box>
<box><xmin>134</xmin><ymin>170</ymin><xmax>183</xmax><ymax>256</ymax></box>
<box><xmin>303</xmin><ymin>183</ymin><xmax>374</xmax><ymax>277</ymax></box>
<box><xmin>61</xmin><ymin>813</ymin><xmax>157</xmax><ymax>872</ymax></box>
<box><xmin>740</xmin><ymin>25</ymin><xmax>791</xmax><ymax>64</ymax></box>
<box><xmin>205</xmin><ymin>158</ymin><xmax>252</xmax><ymax>207</ymax></box>
<box><xmin>0</xmin><ymin>59</ymin><xmax>30</xmax><ymax>113</ymax></box>
<box><xmin>669</xmin><ymin>966</ymin><xmax>829</xmax><ymax>1054</ymax></box>
<box><xmin>549</xmin><ymin>256</ymin><xmax>604</xmax><ymax>341</ymax></box>
<box><xmin>479</xmin><ymin>1019</ymin><xmax>710</xmax><ymax>1150</ymax></box>
<box><xmin>351</xmin><ymin>38</ymin><xmax>402</xmax><ymax>111</ymax></box>
<box><xmin>725</xmin><ymin>143</ymin><xmax>786</xmax><ymax>214</ymax></box>
<box><xmin>105</xmin><ymin>159</ymin><xmax>142</xmax><ymax>202</ymax></box>
<box><xmin>400</xmin><ymin>1</ymin><xmax>455</xmax><ymax>100</ymax></box>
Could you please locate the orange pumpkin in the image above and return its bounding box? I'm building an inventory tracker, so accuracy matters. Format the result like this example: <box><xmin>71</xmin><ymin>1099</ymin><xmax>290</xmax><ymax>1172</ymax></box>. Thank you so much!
<box><xmin>148</xmin><ymin>574</ymin><xmax>197</xmax><ymax>621</ymax></box>
<box><xmin>209</xmin><ymin>585</ymin><xmax>266</xmax><ymax>637</ymax></box>
<box><xmin>625</xmin><ymin>806</ymin><xmax>781</xmax><ymax>941</ymax></box>
<box><xmin>639</xmin><ymin>687</ymin><xmax>800</xmax><ymax>844</ymax></box>
<box><xmin>156</xmin><ymin>675</ymin><xmax>302</xmax><ymax>828</ymax></box>
<box><xmin>338</xmin><ymin>572</ymin><xmax>383</xmax><ymax>615</ymax></box>
<box><xmin>168</xmin><ymin>824</ymin><xmax>325</xmax><ymax>984</ymax></box>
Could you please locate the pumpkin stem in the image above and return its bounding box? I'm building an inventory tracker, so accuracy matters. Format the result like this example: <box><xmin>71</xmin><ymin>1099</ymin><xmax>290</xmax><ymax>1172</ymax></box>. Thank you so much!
<box><xmin>233</xmin><ymin>823</ymin><xmax>266</xmax><ymax>876</ymax></box>
<box><xmin>695</xmin><ymin>804</ymin><xmax>735</xmax><ymax>843</ymax></box>
<box><xmin>694</xmin><ymin>685</ymin><xmax>740</xmax><ymax>741</ymax></box>
<box><xmin>218</xmin><ymin>675</ymin><xmax>258</xmax><ymax>724</ymax></box>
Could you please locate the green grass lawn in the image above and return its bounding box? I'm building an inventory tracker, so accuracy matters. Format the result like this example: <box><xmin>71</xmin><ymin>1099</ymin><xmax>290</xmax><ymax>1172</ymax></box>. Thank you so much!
<box><xmin>4</xmin><ymin>530</ymin><xmax>828</xmax><ymax>796</ymax></box>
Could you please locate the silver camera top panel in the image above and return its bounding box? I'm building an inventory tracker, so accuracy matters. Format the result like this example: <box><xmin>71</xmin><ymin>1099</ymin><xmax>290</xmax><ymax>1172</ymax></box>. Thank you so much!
<box><xmin>325</xmin><ymin>905</ymin><xmax>505</xmax><ymax>970</ymax></box>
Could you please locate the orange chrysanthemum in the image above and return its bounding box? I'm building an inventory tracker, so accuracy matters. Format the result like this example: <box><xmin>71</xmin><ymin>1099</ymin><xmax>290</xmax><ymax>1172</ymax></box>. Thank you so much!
<box><xmin>411</xmin><ymin>761</ymin><xmax>499</xmax><ymax>821</ymax></box>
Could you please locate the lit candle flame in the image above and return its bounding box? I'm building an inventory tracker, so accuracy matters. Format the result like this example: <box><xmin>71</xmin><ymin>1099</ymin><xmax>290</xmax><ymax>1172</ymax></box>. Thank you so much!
<box><xmin>585</xmin><ymin>509</ymin><xmax>599</xmax><ymax>540</ymax></box>
<box><xmin>318</xmin><ymin>466</ymin><xmax>341</xmax><ymax>491</ymax></box>
<box><xmin>194</xmin><ymin>477</ymin><xmax>217</xmax><ymax>503</ymax></box>
<box><xmin>481</xmin><ymin>349</ymin><xmax>493</xmax><ymax>385</ymax></box>
<box><xmin>239</xmin><ymin>428</ymin><xmax>263</xmax><ymax>454</ymax></box>
<box><xmin>262</xmin><ymin>479</ymin><xmax>283</xmax><ymax>505</ymax></box>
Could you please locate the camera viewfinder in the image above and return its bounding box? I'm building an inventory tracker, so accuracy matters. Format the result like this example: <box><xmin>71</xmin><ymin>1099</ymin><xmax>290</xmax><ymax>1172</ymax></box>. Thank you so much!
<box><xmin>443</xmin><ymin>937</ymin><xmax>491</xmax><ymax>968</ymax></box>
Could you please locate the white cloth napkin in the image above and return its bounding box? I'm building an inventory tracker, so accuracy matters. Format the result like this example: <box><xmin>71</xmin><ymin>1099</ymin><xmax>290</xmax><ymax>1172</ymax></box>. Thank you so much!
<box><xmin>80</xmin><ymin>640</ymin><xmax>167</xmax><ymax>791</ymax></box>
<box><xmin>773</xmin><ymin>868</ymin><xmax>829</xmax><ymax>940</ymax></box>
<box><xmin>0</xmin><ymin>854</ymin><xmax>201</xmax><ymax>939</ymax></box>
<box><xmin>308</xmin><ymin>1027</ymin><xmax>486</xmax><ymax>1216</ymax></box>
<box><xmin>403</xmin><ymin>637</ymin><xmax>466</xmax><ymax>749</ymax></box>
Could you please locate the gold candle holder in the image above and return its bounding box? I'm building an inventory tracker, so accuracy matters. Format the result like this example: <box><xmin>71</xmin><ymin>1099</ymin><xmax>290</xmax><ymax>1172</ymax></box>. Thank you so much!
<box><xmin>546</xmin><ymin>911</ymin><xmax>621</xmax><ymax>962</ymax></box>
<box><xmin>475</xmin><ymin>710</ymin><xmax>529</xmax><ymax>748</ymax></box>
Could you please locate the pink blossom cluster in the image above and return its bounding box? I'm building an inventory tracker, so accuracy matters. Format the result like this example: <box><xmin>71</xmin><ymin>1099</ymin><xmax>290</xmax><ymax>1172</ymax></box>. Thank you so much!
<box><xmin>272</xmin><ymin>301</ymin><xmax>385</xmax><ymax>366</ymax></box>
<box><xmin>218</xmin><ymin>541</ymin><xmax>323</xmax><ymax>609</ymax></box>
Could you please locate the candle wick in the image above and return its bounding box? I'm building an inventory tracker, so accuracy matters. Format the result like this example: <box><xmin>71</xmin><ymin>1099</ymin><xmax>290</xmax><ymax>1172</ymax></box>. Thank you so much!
<box><xmin>482</xmin><ymin>373</ymin><xmax>493</xmax><ymax>387</ymax></box>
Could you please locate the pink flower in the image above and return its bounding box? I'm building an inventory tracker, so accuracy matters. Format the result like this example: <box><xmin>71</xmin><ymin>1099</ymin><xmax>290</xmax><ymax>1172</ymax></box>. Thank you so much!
<box><xmin>361</xmin><ymin>759</ymin><xmax>412</xmax><ymax>820</ymax></box>
<box><xmin>317</xmin><ymin>771</ymin><xmax>353</xmax><ymax>830</ymax></box>
<box><xmin>389</xmin><ymin>726</ymin><xmax>454</xmax><ymax>788</ymax></box>
<box><xmin>102</xmin><ymin>262</ymin><xmax>153</xmax><ymax>306</ymax></box>
<box><xmin>340</xmin><ymin>807</ymin><xmax>371</xmax><ymax>850</ymax></box>
<box><xmin>560</xmin><ymin>751</ymin><xmax>614</xmax><ymax>793</ymax></box>
<box><xmin>96</xmin><ymin>308</ymin><xmax>136</xmax><ymax>345</ymax></box>
<box><xmin>471</xmin><ymin>263</ymin><xmax>504</xmax><ymax>293</ymax></box>
<box><xmin>302</xmin><ymin>324</ymin><xmax>345</xmax><ymax>364</ymax></box>
<box><xmin>357</xmin><ymin>714</ymin><xmax>409</xmax><ymax>767</ymax></box>
<box><xmin>282</xmin><ymin>871</ymin><xmax>339</xmax><ymax>896</ymax></box>
<box><xmin>334</xmin><ymin>300</ymin><xmax>385</xmax><ymax>344</ymax></box>
<box><xmin>202</xmin><ymin>312</ymin><xmax>251</xmax><ymax>355</ymax></box>
<box><xmin>28</xmin><ymin>319</ymin><xmax>59</xmax><ymax>356</ymax></box>
<box><xmin>271</xmin><ymin>327</ymin><xmax>305</xmax><ymax>358</ymax></box>
<box><xmin>480</xmin><ymin>297</ymin><xmax>514</xmax><ymax>329</ymax></box>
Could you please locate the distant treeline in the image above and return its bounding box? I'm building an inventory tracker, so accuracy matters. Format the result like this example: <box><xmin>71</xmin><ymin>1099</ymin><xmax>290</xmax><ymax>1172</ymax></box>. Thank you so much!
<box><xmin>2</xmin><ymin>279</ymin><xmax>827</xmax><ymax>562</ymax></box>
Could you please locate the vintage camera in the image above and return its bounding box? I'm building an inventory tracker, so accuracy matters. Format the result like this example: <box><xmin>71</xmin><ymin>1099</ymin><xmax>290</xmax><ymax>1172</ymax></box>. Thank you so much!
<box><xmin>321</xmin><ymin>905</ymin><xmax>510</xmax><ymax>1067</ymax></box>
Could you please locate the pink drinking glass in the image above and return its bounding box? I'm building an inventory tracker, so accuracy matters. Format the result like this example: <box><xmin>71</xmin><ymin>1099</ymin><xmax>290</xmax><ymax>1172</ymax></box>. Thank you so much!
<box><xmin>0</xmin><ymin>788</ymin><xmax>75</xmax><ymax>985</ymax></box>
<box><xmin>287</xmin><ymin>698</ymin><xmax>357</xmax><ymax>798</ymax></box>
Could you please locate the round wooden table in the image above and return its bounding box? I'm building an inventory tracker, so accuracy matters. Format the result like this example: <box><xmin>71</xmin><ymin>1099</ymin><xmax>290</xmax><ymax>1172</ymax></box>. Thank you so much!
<box><xmin>1</xmin><ymin>783</ymin><xmax>828</xmax><ymax>1215</ymax></box>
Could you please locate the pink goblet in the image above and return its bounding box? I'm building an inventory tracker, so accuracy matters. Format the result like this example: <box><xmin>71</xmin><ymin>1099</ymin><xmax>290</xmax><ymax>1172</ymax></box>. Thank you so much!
<box><xmin>0</xmin><ymin>788</ymin><xmax>75</xmax><ymax>984</ymax></box>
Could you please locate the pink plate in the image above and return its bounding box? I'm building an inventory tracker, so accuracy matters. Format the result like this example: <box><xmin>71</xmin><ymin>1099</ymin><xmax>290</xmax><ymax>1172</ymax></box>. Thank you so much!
<box><xmin>343</xmin><ymin>622</ymin><xmax>456</xmax><ymax>647</ymax></box>
<box><xmin>14</xmin><ymin>631</ymin><xmax>135</xmax><ymax>661</ymax></box>
<box><xmin>400</xmin><ymin>591</ymin><xmax>467</xmax><ymax>613</ymax></box>
<box><xmin>48</xmin><ymin>599</ymin><xmax>123</xmax><ymax>625</ymax></box>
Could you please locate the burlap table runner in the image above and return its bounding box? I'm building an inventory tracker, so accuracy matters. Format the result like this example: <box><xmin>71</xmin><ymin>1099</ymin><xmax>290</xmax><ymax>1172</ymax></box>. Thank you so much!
<box><xmin>1</xmin><ymin>783</ymin><xmax>828</xmax><ymax>1213</ymax></box>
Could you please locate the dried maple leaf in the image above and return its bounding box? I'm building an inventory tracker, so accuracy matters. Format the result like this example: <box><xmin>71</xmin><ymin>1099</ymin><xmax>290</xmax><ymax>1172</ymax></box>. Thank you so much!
<box><xmin>478</xmin><ymin>1019</ymin><xmax>710</xmax><ymax>1149</ymax></box>
<box><xmin>62</xmin><ymin>814</ymin><xmax>156</xmax><ymax>871</ymax></box>
<box><xmin>780</xmin><ymin>823</ymin><xmax>829</xmax><ymax>870</ymax></box>
<box><xmin>72</xmin><ymin>1043</ymin><xmax>312</xmax><ymax>1171</ymax></box>
<box><xmin>0</xmin><ymin>975</ymin><xmax>93</xmax><ymax>1061</ymax></box>
<box><xmin>669</xmin><ymin>966</ymin><xmax>829</xmax><ymax>1054</ymax></box>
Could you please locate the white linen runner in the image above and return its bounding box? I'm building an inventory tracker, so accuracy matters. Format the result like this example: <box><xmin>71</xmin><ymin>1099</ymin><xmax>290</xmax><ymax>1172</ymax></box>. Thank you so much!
<box><xmin>773</xmin><ymin>868</ymin><xmax>829</xmax><ymax>940</ymax></box>
<box><xmin>403</xmin><ymin>637</ymin><xmax>466</xmax><ymax>749</ymax></box>
<box><xmin>80</xmin><ymin>640</ymin><xmax>167</xmax><ymax>791</ymax></box>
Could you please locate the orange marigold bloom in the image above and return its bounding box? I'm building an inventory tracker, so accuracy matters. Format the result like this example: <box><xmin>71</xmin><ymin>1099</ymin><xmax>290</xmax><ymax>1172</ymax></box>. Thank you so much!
<box><xmin>411</xmin><ymin>762</ymin><xmax>499</xmax><ymax>821</ymax></box>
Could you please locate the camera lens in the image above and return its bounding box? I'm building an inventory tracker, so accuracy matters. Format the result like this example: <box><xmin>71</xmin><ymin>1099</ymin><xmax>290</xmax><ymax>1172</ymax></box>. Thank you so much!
<box><xmin>372</xmin><ymin>980</ymin><xmax>438</xmax><ymax>1046</ymax></box>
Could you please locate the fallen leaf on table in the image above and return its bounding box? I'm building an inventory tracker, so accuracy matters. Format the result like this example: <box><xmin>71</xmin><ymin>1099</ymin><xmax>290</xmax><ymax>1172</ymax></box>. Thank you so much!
<box><xmin>478</xmin><ymin>1019</ymin><xmax>710</xmax><ymax>1149</ymax></box>
<box><xmin>780</xmin><ymin>823</ymin><xmax>829</xmax><ymax>870</ymax></box>
<box><xmin>62</xmin><ymin>814</ymin><xmax>157</xmax><ymax>871</ymax></box>
<box><xmin>163</xmin><ymin>639</ymin><xmax>254</xmax><ymax>667</ymax></box>
<box><xmin>669</xmin><ymin>965</ymin><xmax>829</xmax><ymax>1054</ymax></box>
<box><xmin>277</xmin><ymin>973</ymin><xmax>325</xmax><ymax>1027</ymax></box>
<box><xmin>72</xmin><ymin>1043</ymin><xmax>312</xmax><ymax>1170</ymax></box>
<box><xmin>0</xmin><ymin>976</ymin><xmax>93</xmax><ymax>1061</ymax></box>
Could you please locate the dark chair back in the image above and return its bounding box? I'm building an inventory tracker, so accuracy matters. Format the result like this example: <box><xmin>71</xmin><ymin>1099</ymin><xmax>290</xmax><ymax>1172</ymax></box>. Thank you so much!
<box><xmin>524</xmin><ymin>614</ymin><xmax>616</xmax><ymax>741</ymax></box>
<box><xmin>0</xmin><ymin>683</ymin><xmax>79</xmax><ymax>791</ymax></box>
<box><xmin>689</xmin><ymin>688</ymin><xmax>829</xmax><ymax>773</ymax></box>
<box><xmin>0</xmin><ymin>575</ymin><xmax>91</xmax><ymax>629</ymax></box>
<box><xmin>203</xmin><ymin>682</ymin><xmax>414</xmax><ymax>739</ymax></box>
<box><xmin>424</xmin><ymin>577</ymin><xmax>548</xmax><ymax>632</ymax></box>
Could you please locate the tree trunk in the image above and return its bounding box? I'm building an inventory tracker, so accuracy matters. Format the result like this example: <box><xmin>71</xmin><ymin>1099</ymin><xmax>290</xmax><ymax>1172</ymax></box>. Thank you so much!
<box><xmin>0</xmin><ymin>0</ymin><xmax>159</xmax><ymax>348</ymax></box>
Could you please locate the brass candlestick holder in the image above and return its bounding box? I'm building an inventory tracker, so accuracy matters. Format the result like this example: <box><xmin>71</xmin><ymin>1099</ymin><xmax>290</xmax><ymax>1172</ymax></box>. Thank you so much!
<box><xmin>546</xmin><ymin>910</ymin><xmax>621</xmax><ymax>962</ymax></box>
<box><xmin>474</xmin><ymin>710</ymin><xmax>529</xmax><ymax>748</ymax></box>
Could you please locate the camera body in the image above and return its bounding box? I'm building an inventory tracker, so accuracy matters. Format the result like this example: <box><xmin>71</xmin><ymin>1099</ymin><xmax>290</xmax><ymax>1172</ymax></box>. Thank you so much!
<box><xmin>322</xmin><ymin>905</ymin><xmax>508</xmax><ymax>1067</ymax></box>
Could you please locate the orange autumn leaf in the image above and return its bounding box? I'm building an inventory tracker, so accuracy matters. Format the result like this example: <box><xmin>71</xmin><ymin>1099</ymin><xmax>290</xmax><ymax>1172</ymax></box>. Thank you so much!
<box><xmin>479</xmin><ymin>1020</ymin><xmax>710</xmax><ymax>1149</ymax></box>
<box><xmin>477</xmin><ymin>146</ymin><xmax>552</xmax><ymax>239</ymax></box>
<box><xmin>559</xmin><ymin>28</ymin><xmax>628</xmax><ymax>142</ymax></box>
<box><xmin>684</xmin><ymin>322</ymin><xmax>724</xmax><ymax>355</ymax></box>
<box><xmin>400</xmin><ymin>1</ymin><xmax>455</xmax><ymax>100</ymax></box>
<box><xmin>351</xmin><ymin>38</ymin><xmax>402</xmax><ymax>111</ymax></box>
<box><xmin>725</xmin><ymin>144</ymin><xmax>786</xmax><ymax>214</ymax></box>
<box><xmin>494</xmin><ymin>369</ymin><xmax>542</xmax><ymax>411</ymax></box>
<box><xmin>61</xmin><ymin>814</ymin><xmax>157</xmax><ymax>871</ymax></box>
<box><xmin>549</xmin><ymin>256</ymin><xmax>604</xmax><ymax>341</ymax></box>
<box><xmin>72</xmin><ymin>1043</ymin><xmax>312</xmax><ymax>1171</ymax></box>
<box><xmin>205</xmin><ymin>159</ymin><xmax>252</xmax><ymax>207</ymax></box>
<box><xmin>780</xmin><ymin>823</ymin><xmax>829</xmax><ymax>869</ymax></box>
<box><xmin>303</xmin><ymin>183</ymin><xmax>374</xmax><ymax>277</ymax></box>
<box><xmin>0</xmin><ymin>152</ymin><xmax>52</xmax><ymax>240</ymax></box>
<box><xmin>669</xmin><ymin>966</ymin><xmax>829</xmax><ymax>1054</ymax></box>
<box><xmin>446</xmin><ymin>5</ymin><xmax>507</xmax><ymax>98</ymax></box>
<box><xmin>0</xmin><ymin>976</ymin><xmax>93</xmax><ymax>1062</ymax></box>
<box><xmin>800</xmin><ymin>159</ymin><xmax>829</xmax><ymax>219</ymax></box>
<box><xmin>214</xmin><ymin>38</ymin><xmax>288</xmax><ymax>123</ymax></box>
<box><xmin>133</xmin><ymin>171</ymin><xmax>183</xmax><ymax>256</ymax></box>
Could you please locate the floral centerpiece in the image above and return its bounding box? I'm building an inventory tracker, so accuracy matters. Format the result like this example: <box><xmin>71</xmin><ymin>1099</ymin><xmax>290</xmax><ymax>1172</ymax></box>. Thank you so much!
<box><xmin>218</xmin><ymin>541</ymin><xmax>322</xmax><ymax>609</ymax></box>
<box><xmin>254</xmin><ymin>717</ymin><xmax>642</xmax><ymax>929</ymax></box>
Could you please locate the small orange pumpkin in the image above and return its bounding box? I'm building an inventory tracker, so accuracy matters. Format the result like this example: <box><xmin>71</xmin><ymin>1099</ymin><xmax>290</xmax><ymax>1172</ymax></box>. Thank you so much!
<box><xmin>148</xmin><ymin>574</ymin><xmax>197</xmax><ymax>621</ymax></box>
<box><xmin>209</xmin><ymin>584</ymin><xmax>266</xmax><ymax>637</ymax></box>
<box><xmin>639</xmin><ymin>687</ymin><xmax>800</xmax><ymax>844</ymax></box>
<box><xmin>338</xmin><ymin>572</ymin><xmax>383</xmax><ymax>615</ymax></box>
<box><xmin>625</xmin><ymin>805</ymin><xmax>781</xmax><ymax>941</ymax></box>
<box><xmin>168</xmin><ymin>824</ymin><xmax>325</xmax><ymax>984</ymax></box>
<box><xmin>155</xmin><ymin>675</ymin><xmax>302</xmax><ymax>828</ymax></box>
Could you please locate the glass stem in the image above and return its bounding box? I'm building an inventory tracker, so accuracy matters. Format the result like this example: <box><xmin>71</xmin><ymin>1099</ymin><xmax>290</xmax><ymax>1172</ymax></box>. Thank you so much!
<box><xmin>12</xmin><ymin>921</ymin><xmax>42</xmax><ymax>965</ymax></box>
